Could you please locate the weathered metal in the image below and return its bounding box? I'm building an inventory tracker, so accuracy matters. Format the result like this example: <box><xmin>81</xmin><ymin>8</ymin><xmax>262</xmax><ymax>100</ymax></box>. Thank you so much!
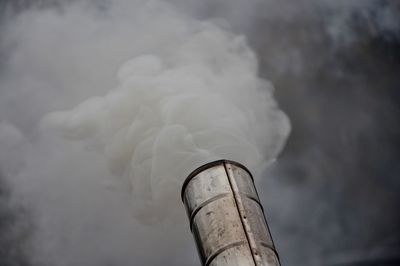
<box><xmin>181</xmin><ymin>160</ymin><xmax>280</xmax><ymax>266</ymax></box>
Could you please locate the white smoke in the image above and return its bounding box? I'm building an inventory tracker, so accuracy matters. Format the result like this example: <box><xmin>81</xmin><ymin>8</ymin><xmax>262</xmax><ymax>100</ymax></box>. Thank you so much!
<box><xmin>0</xmin><ymin>0</ymin><xmax>289</xmax><ymax>265</ymax></box>
<box><xmin>42</xmin><ymin>21</ymin><xmax>290</xmax><ymax>223</ymax></box>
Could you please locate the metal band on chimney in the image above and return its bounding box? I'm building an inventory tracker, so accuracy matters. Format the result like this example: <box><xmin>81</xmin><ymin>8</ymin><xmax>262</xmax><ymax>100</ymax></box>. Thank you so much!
<box><xmin>181</xmin><ymin>159</ymin><xmax>281</xmax><ymax>266</ymax></box>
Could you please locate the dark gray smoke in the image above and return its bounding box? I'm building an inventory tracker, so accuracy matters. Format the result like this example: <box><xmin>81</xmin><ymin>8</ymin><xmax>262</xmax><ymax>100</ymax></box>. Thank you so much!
<box><xmin>0</xmin><ymin>0</ymin><xmax>399</xmax><ymax>266</ymax></box>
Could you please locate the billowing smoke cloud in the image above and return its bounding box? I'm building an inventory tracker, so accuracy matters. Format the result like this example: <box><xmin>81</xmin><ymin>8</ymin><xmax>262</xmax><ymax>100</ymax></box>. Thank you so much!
<box><xmin>0</xmin><ymin>0</ymin><xmax>290</xmax><ymax>265</ymax></box>
<box><xmin>41</xmin><ymin>14</ymin><xmax>290</xmax><ymax>223</ymax></box>
<box><xmin>1</xmin><ymin>0</ymin><xmax>399</xmax><ymax>266</ymax></box>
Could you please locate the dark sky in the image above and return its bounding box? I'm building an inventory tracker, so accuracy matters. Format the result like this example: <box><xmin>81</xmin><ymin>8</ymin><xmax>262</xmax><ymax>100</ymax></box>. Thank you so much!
<box><xmin>248</xmin><ymin>2</ymin><xmax>400</xmax><ymax>265</ymax></box>
<box><xmin>0</xmin><ymin>1</ymin><xmax>399</xmax><ymax>265</ymax></box>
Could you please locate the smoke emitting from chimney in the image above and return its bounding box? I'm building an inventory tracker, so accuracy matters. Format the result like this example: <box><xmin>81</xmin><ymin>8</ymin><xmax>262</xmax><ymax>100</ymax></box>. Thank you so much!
<box><xmin>0</xmin><ymin>0</ymin><xmax>290</xmax><ymax>265</ymax></box>
<box><xmin>1</xmin><ymin>0</ymin><xmax>399</xmax><ymax>265</ymax></box>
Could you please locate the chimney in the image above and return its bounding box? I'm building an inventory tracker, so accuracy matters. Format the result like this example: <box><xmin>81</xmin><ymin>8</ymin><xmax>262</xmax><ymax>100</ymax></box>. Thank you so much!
<box><xmin>181</xmin><ymin>160</ymin><xmax>281</xmax><ymax>266</ymax></box>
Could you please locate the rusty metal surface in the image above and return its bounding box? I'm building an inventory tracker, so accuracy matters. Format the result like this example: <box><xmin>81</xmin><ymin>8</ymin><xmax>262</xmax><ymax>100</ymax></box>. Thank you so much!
<box><xmin>182</xmin><ymin>160</ymin><xmax>280</xmax><ymax>266</ymax></box>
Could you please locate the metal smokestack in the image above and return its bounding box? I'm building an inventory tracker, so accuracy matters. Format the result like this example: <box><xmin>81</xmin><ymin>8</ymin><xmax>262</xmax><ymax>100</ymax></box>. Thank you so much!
<box><xmin>181</xmin><ymin>160</ymin><xmax>281</xmax><ymax>266</ymax></box>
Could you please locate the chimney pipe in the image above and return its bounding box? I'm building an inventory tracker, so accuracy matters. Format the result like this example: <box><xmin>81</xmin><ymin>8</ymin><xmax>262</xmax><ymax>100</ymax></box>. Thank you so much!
<box><xmin>181</xmin><ymin>160</ymin><xmax>281</xmax><ymax>266</ymax></box>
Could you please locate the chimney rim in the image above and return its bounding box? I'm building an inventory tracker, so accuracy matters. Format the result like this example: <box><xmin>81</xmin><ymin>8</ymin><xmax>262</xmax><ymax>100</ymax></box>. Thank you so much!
<box><xmin>180</xmin><ymin>159</ymin><xmax>254</xmax><ymax>202</ymax></box>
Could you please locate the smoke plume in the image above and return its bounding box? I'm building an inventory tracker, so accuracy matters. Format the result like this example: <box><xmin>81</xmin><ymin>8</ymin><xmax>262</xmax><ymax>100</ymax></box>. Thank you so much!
<box><xmin>0</xmin><ymin>0</ymin><xmax>290</xmax><ymax>265</ymax></box>
<box><xmin>1</xmin><ymin>0</ymin><xmax>399</xmax><ymax>266</ymax></box>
